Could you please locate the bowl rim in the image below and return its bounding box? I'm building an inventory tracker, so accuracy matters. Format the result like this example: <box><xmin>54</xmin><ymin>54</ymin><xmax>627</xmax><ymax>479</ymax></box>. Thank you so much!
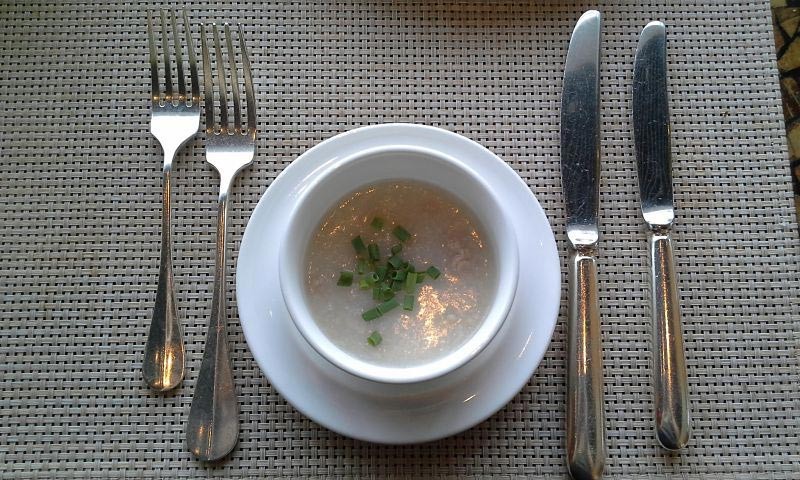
<box><xmin>278</xmin><ymin>143</ymin><xmax>519</xmax><ymax>384</ymax></box>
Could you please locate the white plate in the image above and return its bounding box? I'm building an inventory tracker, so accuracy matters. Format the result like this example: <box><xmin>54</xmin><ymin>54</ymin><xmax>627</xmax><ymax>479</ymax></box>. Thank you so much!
<box><xmin>236</xmin><ymin>124</ymin><xmax>560</xmax><ymax>444</ymax></box>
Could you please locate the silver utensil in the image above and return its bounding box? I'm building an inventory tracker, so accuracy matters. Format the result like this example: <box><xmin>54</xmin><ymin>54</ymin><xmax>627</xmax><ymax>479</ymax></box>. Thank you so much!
<box><xmin>632</xmin><ymin>21</ymin><xmax>690</xmax><ymax>451</ymax></box>
<box><xmin>143</xmin><ymin>8</ymin><xmax>200</xmax><ymax>392</ymax></box>
<box><xmin>560</xmin><ymin>10</ymin><xmax>605</xmax><ymax>480</ymax></box>
<box><xmin>186</xmin><ymin>22</ymin><xmax>255</xmax><ymax>463</ymax></box>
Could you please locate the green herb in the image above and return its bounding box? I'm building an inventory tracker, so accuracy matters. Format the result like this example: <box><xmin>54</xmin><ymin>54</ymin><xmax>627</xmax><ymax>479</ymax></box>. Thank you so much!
<box><xmin>391</xmin><ymin>280</ymin><xmax>403</xmax><ymax>292</ymax></box>
<box><xmin>356</xmin><ymin>258</ymin><xmax>368</xmax><ymax>275</ymax></box>
<box><xmin>387</xmin><ymin>255</ymin><xmax>403</xmax><ymax>269</ymax></box>
<box><xmin>372</xmin><ymin>286</ymin><xmax>380</xmax><ymax>300</ymax></box>
<box><xmin>392</xmin><ymin>225</ymin><xmax>412</xmax><ymax>242</ymax></box>
<box><xmin>367</xmin><ymin>331</ymin><xmax>382</xmax><ymax>346</ymax></box>
<box><xmin>337</xmin><ymin>271</ymin><xmax>353</xmax><ymax>286</ymax></box>
<box><xmin>368</xmin><ymin>243</ymin><xmax>380</xmax><ymax>262</ymax></box>
<box><xmin>405</xmin><ymin>272</ymin><xmax>417</xmax><ymax>294</ymax></box>
<box><xmin>416</xmin><ymin>272</ymin><xmax>426</xmax><ymax>283</ymax></box>
<box><xmin>426</xmin><ymin>265</ymin><xmax>441</xmax><ymax>280</ymax></box>
<box><xmin>370</xmin><ymin>217</ymin><xmax>384</xmax><ymax>230</ymax></box>
<box><xmin>375</xmin><ymin>265</ymin><xmax>387</xmax><ymax>281</ymax></box>
<box><xmin>362</xmin><ymin>307</ymin><xmax>381</xmax><ymax>321</ymax></box>
<box><xmin>377</xmin><ymin>298</ymin><xmax>399</xmax><ymax>315</ymax></box>
<box><xmin>351</xmin><ymin>236</ymin><xmax>367</xmax><ymax>254</ymax></box>
<box><xmin>359</xmin><ymin>278</ymin><xmax>370</xmax><ymax>290</ymax></box>
<box><xmin>379</xmin><ymin>285</ymin><xmax>394</xmax><ymax>301</ymax></box>
<box><xmin>403</xmin><ymin>294</ymin><xmax>414</xmax><ymax>311</ymax></box>
<box><xmin>390</xmin><ymin>244</ymin><xmax>402</xmax><ymax>255</ymax></box>
<box><xmin>391</xmin><ymin>270</ymin><xmax>407</xmax><ymax>281</ymax></box>
<box><xmin>368</xmin><ymin>272</ymin><xmax>380</xmax><ymax>284</ymax></box>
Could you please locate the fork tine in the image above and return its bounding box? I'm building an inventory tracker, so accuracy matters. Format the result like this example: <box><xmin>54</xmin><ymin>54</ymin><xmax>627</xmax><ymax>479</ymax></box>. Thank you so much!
<box><xmin>224</xmin><ymin>24</ymin><xmax>242</xmax><ymax>132</ymax></box>
<box><xmin>171</xmin><ymin>8</ymin><xmax>186</xmax><ymax>100</ymax></box>
<box><xmin>200</xmin><ymin>23</ymin><xmax>214</xmax><ymax>131</ymax></box>
<box><xmin>184</xmin><ymin>9</ymin><xmax>200</xmax><ymax>104</ymax></box>
<box><xmin>212</xmin><ymin>24</ymin><xmax>229</xmax><ymax>131</ymax></box>
<box><xmin>147</xmin><ymin>14</ymin><xmax>160</xmax><ymax>103</ymax></box>
<box><xmin>238</xmin><ymin>24</ymin><xmax>256</xmax><ymax>134</ymax></box>
<box><xmin>159</xmin><ymin>10</ymin><xmax>173</xmax><ymax>101</ymax></box>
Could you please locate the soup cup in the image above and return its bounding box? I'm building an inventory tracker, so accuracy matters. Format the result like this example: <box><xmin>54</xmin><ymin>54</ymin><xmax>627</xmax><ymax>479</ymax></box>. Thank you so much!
<box><xmin>279</xmin><ymin>143</ymin><xmax>519</xmax><ymax>384</ymax></box>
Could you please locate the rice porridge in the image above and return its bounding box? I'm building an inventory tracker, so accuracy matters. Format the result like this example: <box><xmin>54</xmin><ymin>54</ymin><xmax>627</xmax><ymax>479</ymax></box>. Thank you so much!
<box><xmin>304</xmin><ymin>180</ymin><xmax>497</xmax><ymax>367</ymax></box>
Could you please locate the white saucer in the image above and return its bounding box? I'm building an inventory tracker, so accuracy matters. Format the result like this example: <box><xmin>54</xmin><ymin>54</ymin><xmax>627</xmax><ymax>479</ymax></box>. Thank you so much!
<box><xmin>236</xmin><ymin>124</ymin><xmax>560</xmax><ymax>444</ymax></box>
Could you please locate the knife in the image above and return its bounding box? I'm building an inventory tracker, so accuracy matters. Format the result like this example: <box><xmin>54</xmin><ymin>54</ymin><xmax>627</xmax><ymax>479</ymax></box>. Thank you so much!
<box><xmin>560</xmin><ymin>10</ymin><xmax>605</xmax><ymax>480</ymax></box>
<box><xmin>632</xmin><ymin>21</ymin><xmax>691</xmax><ymax>451</ymax></box>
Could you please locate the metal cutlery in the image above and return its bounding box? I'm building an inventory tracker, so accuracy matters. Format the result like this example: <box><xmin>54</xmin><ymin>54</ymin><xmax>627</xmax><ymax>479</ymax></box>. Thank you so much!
<box><xmin>186</xmin><ymin>22</ymin><xmax>256</xmax><ymax>462</ymax></box>
<box><xmin>560</xmin><ymin>10</ymin><xmax>605</xmax><ymax>480</ymax></box>
<box><xmin>632</xmin><ymin>21</ymin><xmax>691</xmax><ymax>451</ymax></box>
<box><xmin>143</xmin><ymin>8</ymin><xmax>200</xmax><ymax>392</ymax></box>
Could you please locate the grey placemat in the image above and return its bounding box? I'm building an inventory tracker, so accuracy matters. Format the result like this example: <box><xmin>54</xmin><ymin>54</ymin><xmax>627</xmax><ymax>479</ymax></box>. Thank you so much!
<box><xmin>1</xmin><ymin>0</ymin><xmax>798</xmax><ymax>478</ymax></box>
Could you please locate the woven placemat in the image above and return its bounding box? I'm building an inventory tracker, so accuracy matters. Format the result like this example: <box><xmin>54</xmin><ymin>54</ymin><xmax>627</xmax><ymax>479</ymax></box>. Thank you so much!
<box><xmin>1</xmin><ymin>0</ymin><xmax>798</xmax><ymax>478</ymax></box>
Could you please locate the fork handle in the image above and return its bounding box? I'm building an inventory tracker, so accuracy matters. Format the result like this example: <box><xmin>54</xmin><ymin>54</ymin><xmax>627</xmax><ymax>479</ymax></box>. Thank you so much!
<box><xmin>186</xmin><ymin>180</ymin><xmax>239</xmax><ymax>462</ymax></box>
<box><xmin>143</xmin><ymin>164</ymin><xmax>185</xmax><ymax>392</ymax></box>
<box><xmin>649</xmin><ymin>230</ymin><xmax>690</xmax><ymax>450</ymax></box>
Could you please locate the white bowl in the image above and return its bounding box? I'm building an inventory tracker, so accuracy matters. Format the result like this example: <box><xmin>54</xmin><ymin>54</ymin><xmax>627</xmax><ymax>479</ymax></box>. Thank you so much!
<box><xmin>278</xmin><ymin>144</ymin><xmax>519</xmax><ymax>384</ymax></box>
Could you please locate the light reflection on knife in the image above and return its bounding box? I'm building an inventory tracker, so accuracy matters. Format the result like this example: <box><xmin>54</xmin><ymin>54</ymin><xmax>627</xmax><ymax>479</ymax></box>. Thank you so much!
<box><xmin>632</xmin><ymin>21</ymin><xmax>691</xmax><ymax>451</ymax></box>
<box><xmin>560</xmin><ymin>10</ymin><xmax>606</xmax><ymax>480</ymax></box>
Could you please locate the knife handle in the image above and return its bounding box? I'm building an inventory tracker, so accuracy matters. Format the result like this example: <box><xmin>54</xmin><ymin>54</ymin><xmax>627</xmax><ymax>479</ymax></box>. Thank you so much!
<box><xmin>649</xmin><ymin>231</ymin><xmax>690</xmax><ymax>450</ymax></box>
<box><xmin>566</xmin><ymin>249</ymin><xmax>605</xmax><ymax>480</ymax></box>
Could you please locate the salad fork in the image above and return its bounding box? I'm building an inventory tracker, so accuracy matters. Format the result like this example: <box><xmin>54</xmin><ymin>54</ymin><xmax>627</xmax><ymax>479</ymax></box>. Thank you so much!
<box><xmin>143</xmin><ymin>8</ymin><xmax>200</xmax><ymax>392</ymax></box>
<box><xmin>186</xmin><ymin>22</ymin><xmax>255</xmax><ymax>462</ymax></box>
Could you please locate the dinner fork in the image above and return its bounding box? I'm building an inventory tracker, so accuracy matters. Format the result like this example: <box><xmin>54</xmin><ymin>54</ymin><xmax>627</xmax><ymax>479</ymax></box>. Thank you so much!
<box><xmin>186</xmin><ymin>22</ymin><xmax>255</xmax><ymax>462</ymax></box>
<box><xmin>143</xmin><ymin>8</ymin><xmax>200</xmax><ymax>392</ymax></box>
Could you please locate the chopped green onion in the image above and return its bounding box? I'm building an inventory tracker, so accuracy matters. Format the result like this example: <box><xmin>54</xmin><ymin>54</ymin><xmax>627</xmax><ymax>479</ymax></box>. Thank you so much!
<box><xmin>392</xmin><ymin>270</ymin><xmax>407</xmax><ymax>281</ymax></box>
<box><xmin>380</xmin><ymin>285</ymin><xmax>394</xmax><ymax>301</ymax></box>
<box><xmin>375</xmin><ymin>265</ymin><xmax>387</xmax><ymax>281</ymax></box>
<box><xmin>416</xmin><ymin>272</ymin><xmax>426</xmax><ymax>283</ymax></box>
<box><xmin>372</xmin><ymin>286</ymin><xmax>380</xmax><ymax>300</ymax></box>
<box><xmin>368</xmin><ymin>272</ymin><xmax>380</xmax><ymax>283</ymax></box>
<box><xmin>401</xmin><ymin>261</ymin><xmax>409</xmax><ymax>270</ymax></box>
<box><xmin>368</xmin><ymin>243</ymin><xmax>380</xmax><ymax>262</ymax></box>
<box><xmin>351</xmin><ymin>236</ymin><xmax>367</xmax><ymax>254</ymax></box>
<box><xmin>362</xmin><ymin>307</ymin><xmax>381</xmax><ymax>321</ymax></box>
<box><xmin>356</xmin><ymin>258</ymin><xmax>368</xmax><ymax>275</ymax></box>
<box><xmin>392</xmin><ymin>225</ymin><xmax>412</xmax><ymax>242</ymax></box>
<box><xmin>387</xmin><ymin>255</ymin><xmax>403</xmax><ymax>269</ymax></box>
<box><xmin>391</xmin><ymin>244</ymin><xmax>403</xmax><ymax>255</ymax></box>
<box><xmin>391</xmin><ymin>280</ymin><xmax>403</xmax><ymax>292</ymax></box>
<box><xmin>426</xmin><ymin>265</ymin><xmax>441</xmax><ymax>279</ymax></box>
<box><xmin>359</xmin><ymin>278</ymin><xmax>371</xmax><ymax>290</ymax></box>
<box><xmin>337</xmin><ymin>271</ymin><xmax>353</xmax><ymax>286</ymax></box>
<box><xmin>367</xmin><ymin>331</ymin><xmax>382</xmax><ymax>346</ymax></box>
<box><xmin>403</xmin><ymin>294</ymin><xmax>414</xmax><ymax>311</ymax></box>
<box><xmin>377</xmin><ymin>298</ymin><xmax>399</xmax><ymax>315</ymax></box>
<box><xmin>370</xmin><ymin>217</ymin><xmax>384</xmax><ymax>230</ymax></box>
<box><xmin>406</xmin><ymin>263</ymin><xmax>416</xmax><ymax>273</ymax></box>
<box><xmin>405</xmin><ymin>272</ymin><xmax>417</xmax><ymax>293</ymax></box>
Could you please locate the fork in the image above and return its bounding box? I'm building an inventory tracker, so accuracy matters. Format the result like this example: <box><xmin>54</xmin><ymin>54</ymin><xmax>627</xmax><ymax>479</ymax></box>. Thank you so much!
<box><xmin>143</xmin><ymin>8</ymin><xmax>200</xmax><ymax>392</ymax></box>
<box><xmin>186</xmin><ymin>22</ymin><xmax>255</xmax><ymax>462</ymax></box>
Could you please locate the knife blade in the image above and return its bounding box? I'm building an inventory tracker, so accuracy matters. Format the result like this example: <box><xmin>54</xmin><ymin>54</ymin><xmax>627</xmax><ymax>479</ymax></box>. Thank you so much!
<box><xmin>560</xmin><ymin>10</ymin><xmax>605</xmax><ymax>480</ymax></box>
<box><xmin>632</xmin><ymin>21</ymin><xmax>691</xmax><ymax>451</ymax></box>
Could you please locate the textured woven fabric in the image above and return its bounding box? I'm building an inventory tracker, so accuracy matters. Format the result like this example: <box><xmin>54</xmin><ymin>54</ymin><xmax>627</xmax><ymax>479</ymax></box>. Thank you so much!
<box><xmin>1</xmin><ymin>0</ymin><xmax>798</xmax><ymax>478</ymax></box>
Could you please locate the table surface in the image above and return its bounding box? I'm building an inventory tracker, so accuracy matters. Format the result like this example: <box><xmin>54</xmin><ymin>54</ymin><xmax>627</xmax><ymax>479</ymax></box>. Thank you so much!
<box><xmin>2</xmin><ymin>1</ymin><xmax>799</xmax><ymax>478</ymax></box>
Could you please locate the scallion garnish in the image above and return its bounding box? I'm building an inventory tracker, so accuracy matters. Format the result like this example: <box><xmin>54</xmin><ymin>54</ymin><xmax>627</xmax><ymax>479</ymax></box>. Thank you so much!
<box><xmin>387</xmin><ymin>255</ymin><xmax>403</xmax><ymax>269</ymax></box>
<box><xmin>367</xmin><ymin>331</ymin><xmax>382</xmax><ymax>346</ymax></box>
<box><xmin>351</xmin><ymin>236</ymin><xmax>367</xmax><ymax>254</ymax></box>
<box><xmin>405</xmin><ymin>272</ymin><xmax>417</xmax><ymax>294</ymax></box>
<box><xmin>416</xmin><ymin>272</ymin><xmax>426</xmax><ymax>283</ymax></box>
<box><xmin>356</xmin><ymin>258</ymin><xmax>368</xmax><ymax>275</ymax></box>
<box><xmin>370</xmin><ymin>217</ymin><xmax>384</xmax><ymax>230</ymax></box>
<box><xmin>368</xmin><ymin>272</ymin><xmax>380</xmax><ymax>284</ymax></box>
<box><xmin>403</xmin><ymin>294</ymin><xmax>414</xmax><ymax>311</ymax></box>
<box><xmin>337</xmin><ymin>271</ymin><xmax>353</xmax><ymax>286</ymax></box>
<box><xmin>426</xmin><ymin>265</ymin><xmax>441</xmax><ymax>279</ymax></box>
<box><xmin>392</xmin><ymin>270</ymin><xmax>407</xmax><ymax>281</ymax></box>
<box><xmin>362</xmin><ymin>307</ymin><xmax>381</xmax><ymax>321</ymax></box>
<box><xmin>377</xmin><ymin>298</ymin><xmax>399</xmax><ymax>315</ymax></box>
<box><xmin>391</xmin><ymin>244</ymin><xmax>402</xmax><ymax>255</ymax></box>
<box><xmin>392</xmin><ymin>225</ymin><xmax>412</xmax><ymax>242</ymax></box>
<box><xmin>368</xmin><ymin>243</ymin><xmax>380</xmax><ymax>262</ymax></box>
<box><xmin>372</xmin><ymin>285</ymin><xmax>380</xmax><ymax>300</ymax></box>
<box><xmin>391</xmin><ymin>280</ymin><xmax>403</xmax><ymax>292</ymax></box>
<box><xmin>375</xmin><ymin>265</ymin><xmax>387</xmax><ymax>281</ymax></box>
